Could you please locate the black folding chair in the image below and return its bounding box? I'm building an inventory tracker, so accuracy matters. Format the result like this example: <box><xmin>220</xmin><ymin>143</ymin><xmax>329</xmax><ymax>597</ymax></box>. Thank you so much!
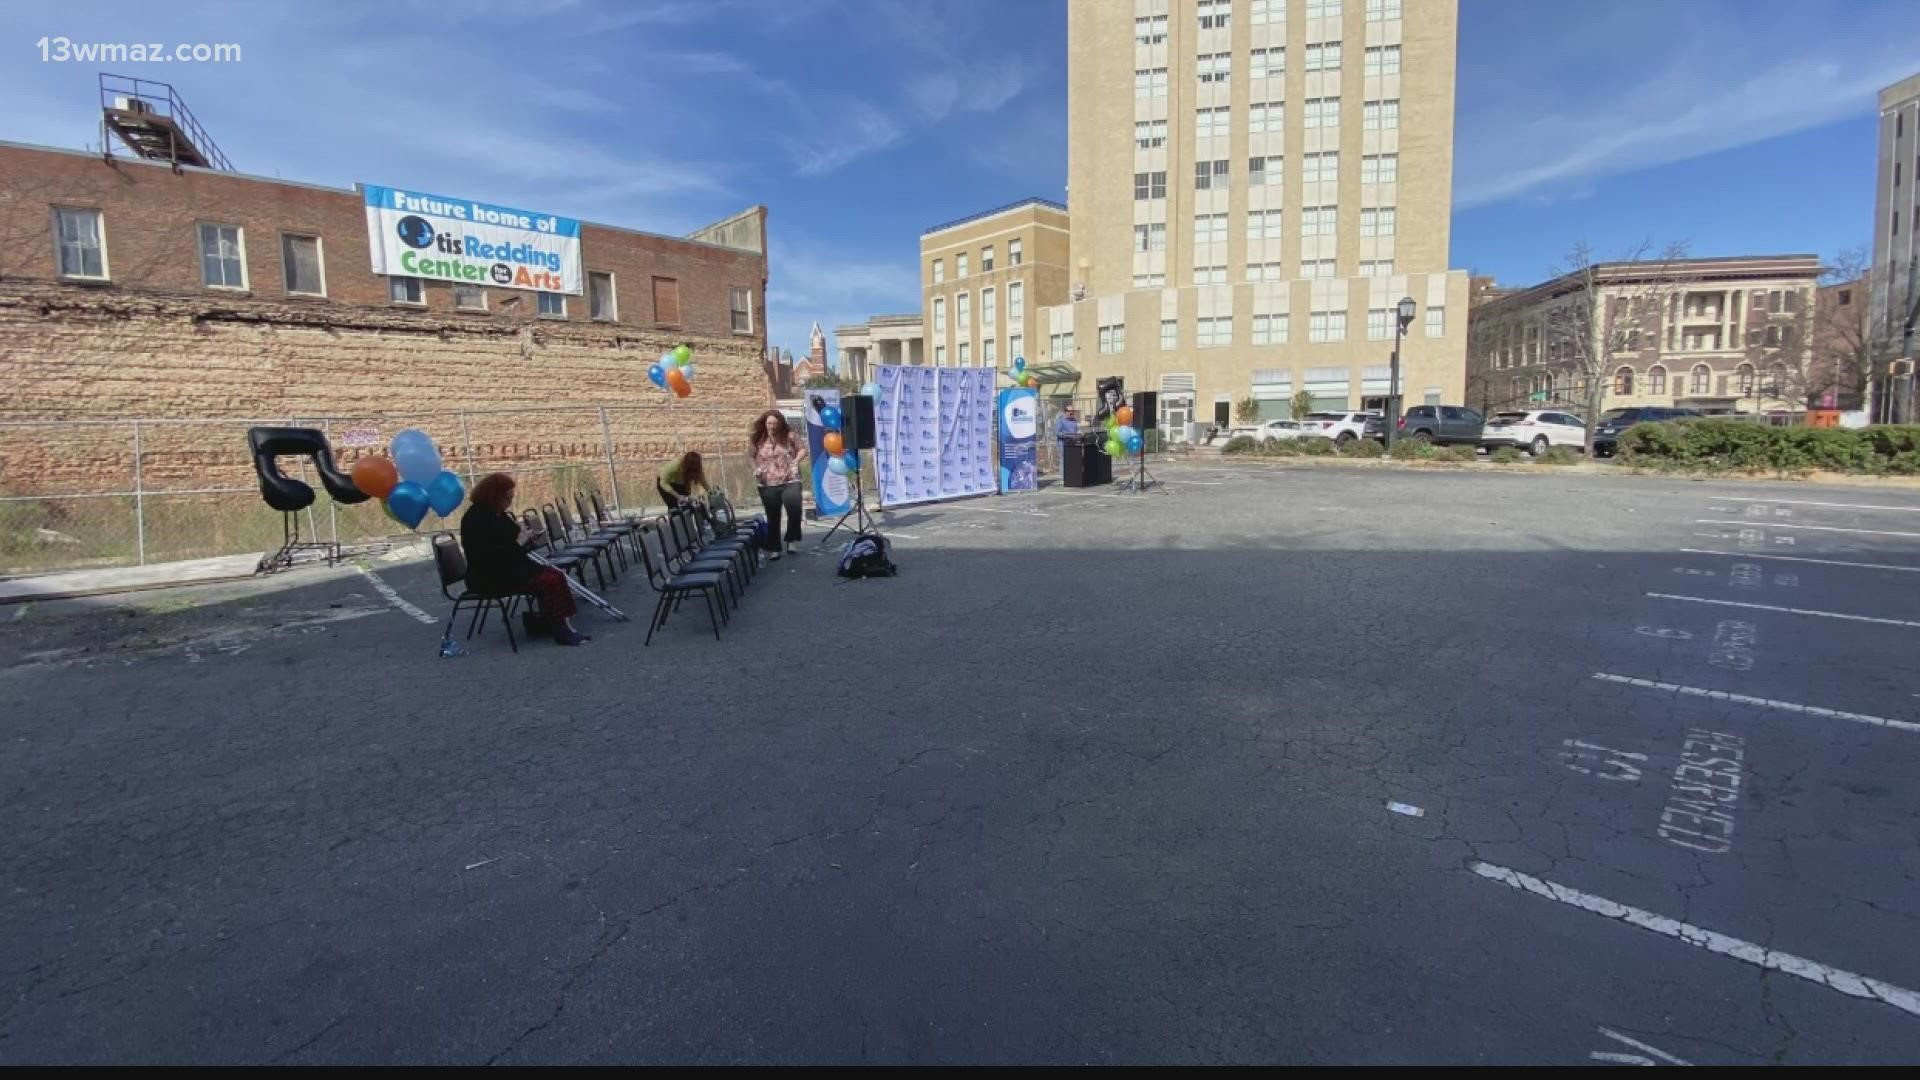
<box><xmin>432</xmin><ymin>532</ymin><xmax>522</xmax><ymax>653</ymax></box>
<box><xmin>541</xmin><ymin>506</ymin><xmax>617</xmax><ymax>590</ymax></box>
<box><xmin>669</xmin><ymin>508</ymin><xmax>757</xmax><ymax>585</ymax></box>
<box><xmin>635</xmin><ymin>522</ymin><xmax>728</xmax><ymax>644</ymax></box>
<box><xmin>554</xmin><ymin>501</ymin><xmax>630</xmax><ymax>574</ymax></box>
<box><xmin>662</xmin><ymin>510</ymin><xmax>749</xmax><ymax>606</ymax></box>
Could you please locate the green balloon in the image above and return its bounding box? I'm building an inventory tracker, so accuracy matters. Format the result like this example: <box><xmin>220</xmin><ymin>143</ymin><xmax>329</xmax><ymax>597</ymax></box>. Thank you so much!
<box><xmin>672</xmin><ymin>344</ymin><xmax>692</xmax><ymax>365</ymax></box>
<box><xmin>1105</xmin><ymin>438</ymin><xmax>1125</xmax><ymax>457</ymax></box>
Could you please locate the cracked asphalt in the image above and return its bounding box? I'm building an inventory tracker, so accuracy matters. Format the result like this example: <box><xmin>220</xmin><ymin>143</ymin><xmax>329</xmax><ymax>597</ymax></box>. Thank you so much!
<box><xmin>4</xmin><ymin>461</ymin><xmax>1919</xmax><ymax>1063</ymax></box>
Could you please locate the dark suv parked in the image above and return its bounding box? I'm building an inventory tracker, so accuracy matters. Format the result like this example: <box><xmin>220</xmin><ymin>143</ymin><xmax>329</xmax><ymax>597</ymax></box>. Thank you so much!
<box><xmin>1386</xmin><ymin>404</ymin><xmax>1486</xmax><ymax>446</ymax></box>
<box><xmin>1592</xmin><ymin>406</ymin><xmax>1701</xmax><ymax>458</ymax></box>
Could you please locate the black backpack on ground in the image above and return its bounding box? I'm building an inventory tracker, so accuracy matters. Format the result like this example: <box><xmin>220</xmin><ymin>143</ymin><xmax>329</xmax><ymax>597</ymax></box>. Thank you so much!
<box><xmin>837</xmin><ymin>532</ymin><xmax>897</xmax><ymax>579</ymax></box>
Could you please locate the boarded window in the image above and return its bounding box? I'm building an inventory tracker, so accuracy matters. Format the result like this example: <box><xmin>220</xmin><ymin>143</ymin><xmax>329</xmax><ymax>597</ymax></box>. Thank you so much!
<box><xmin>281</xmin><ymin>234</ymin><xmax>324</xmax><ymax>295</ymax></box>
<box><xmin>729</xmin><ymin>286</ymin><xmax>753</xmax><ymax>333</ymax></box>
<box><xmin>652</xmin><ymin>276</ymin><xmax>681</xmax><ymax>325</ymax></box>
<box><xmin>589</xmin><ymin>271</ymin><xmax>616</xmax><ymax>321</ymax></box>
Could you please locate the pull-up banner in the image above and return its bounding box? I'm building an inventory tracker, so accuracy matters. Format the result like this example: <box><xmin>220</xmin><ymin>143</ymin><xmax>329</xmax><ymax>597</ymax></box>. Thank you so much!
<box><xmin>997</xmin><ymin>387</ymin><xmax>1038</xmax><ymax>492</ymax></box>
<box><xmin>873</xmin><ymin>365</ymin><xmax>996</xmax><ymax>508</ymax></box>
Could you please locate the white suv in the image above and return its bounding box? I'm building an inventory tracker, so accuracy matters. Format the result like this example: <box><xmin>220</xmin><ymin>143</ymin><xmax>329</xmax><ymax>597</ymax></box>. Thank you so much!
<box><xmin>1479</xmin><ymin>410</ymin><xmax>1586</xmax><ymax>455</ymax></box>
<box><xmin>1229</xmin><ymin>418</ymin><xmax>1311</xmax><ymax>442</ymax></box>
<box><xmin>1300</xmin><ymin>411</ymin><xmax>1377</xmax><ymax>444</ymax></box>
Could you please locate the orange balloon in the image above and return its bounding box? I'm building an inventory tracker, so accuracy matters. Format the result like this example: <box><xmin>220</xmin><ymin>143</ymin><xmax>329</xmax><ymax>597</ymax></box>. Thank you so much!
<box><xmin>350</xmin><ymin>455</ymin><xmax>399</xmax><ymax>500</ymax></box>
<box><xmin>665</xmin><ymin>367</ymin><xmax>692</xmax><ymax>398</ymax></box>
<box><xmin>1116</xmin><ymin>406</ymin><xmax>1134</xmax><ymax>427</ymax></box>
<box><xmin>823</xmin><ymin>431</ymin><xmax>845</xmax><ymax>455</ymax></box>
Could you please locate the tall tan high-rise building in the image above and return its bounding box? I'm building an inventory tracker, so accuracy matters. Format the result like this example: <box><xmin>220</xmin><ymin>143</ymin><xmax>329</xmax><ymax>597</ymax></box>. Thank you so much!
<box><xmin>1050</xmin><ymin>0</ymin><xmax>1468</xmax><ymax>434</ymax></box>
<box><xmin>1871</xmin><ymin>71</ymin><xmax>1920</xmax><ymax>419</ymax></box>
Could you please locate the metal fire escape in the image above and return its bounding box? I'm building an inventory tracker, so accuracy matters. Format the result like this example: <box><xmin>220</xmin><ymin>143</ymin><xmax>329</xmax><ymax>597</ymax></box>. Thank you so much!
<box><xmin>99</xmin><ymin>73</ymin><xmax>232</xmax><ymax>172</ymax></box>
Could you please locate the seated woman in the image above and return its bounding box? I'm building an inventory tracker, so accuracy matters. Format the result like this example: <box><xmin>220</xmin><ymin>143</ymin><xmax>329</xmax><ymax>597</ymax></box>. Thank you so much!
<box><xmin>656</xmin><ymin>451</ymin><xmax>709</xmax><ymax>512</ymax></box>
<box><xmin>459</xmin><ymin>472</ymin><xmax>589</xmax><ymax>647</ymax></box>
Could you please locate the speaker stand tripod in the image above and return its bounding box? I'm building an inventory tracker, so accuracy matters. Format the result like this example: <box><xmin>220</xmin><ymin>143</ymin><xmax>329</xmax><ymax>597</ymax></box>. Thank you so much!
<box><xmin>819</xmin><ymin>471</ymin><xmax>879</xmax><ymax>545</ymax></box>
<box><xmin>1113</xmin><ymin>446</ymin><xmax>1160</xmax><ymax>493</ymax></box>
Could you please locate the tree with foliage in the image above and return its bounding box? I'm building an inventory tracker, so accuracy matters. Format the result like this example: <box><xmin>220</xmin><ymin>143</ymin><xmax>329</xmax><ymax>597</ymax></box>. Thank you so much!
<box><xmin>801</xmin><ymin>371</ymin><xmax>863</xmax><ymax>396</ymax></box>
<box><xmin>1291</xmin><ymin>389</ymin><xmax>1314</xmax><ymax>419</ymax></box>
<box><xmin>1234</xmin><ymin>395</ymin><xmax>1260</xmax><ymax>423</ymax></box>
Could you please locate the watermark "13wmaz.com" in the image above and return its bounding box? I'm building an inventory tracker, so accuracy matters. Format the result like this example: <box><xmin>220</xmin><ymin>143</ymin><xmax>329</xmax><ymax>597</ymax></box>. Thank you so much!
<box><xmin>37</xmin><ymin>36</ymin><xmax>242</xmax><ymax>63</ymax></box>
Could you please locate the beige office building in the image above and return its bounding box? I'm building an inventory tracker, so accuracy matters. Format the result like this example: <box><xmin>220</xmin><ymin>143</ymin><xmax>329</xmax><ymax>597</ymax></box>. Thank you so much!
<box><xmin>919</xmin><ymin>198</ymin><xmax>1073</xmax><ymax>374</ymax></box>
<box><xmin>1043</xmin><ymin>0</ymin><xmax>1469</xmax><ymax>435</ymax></box>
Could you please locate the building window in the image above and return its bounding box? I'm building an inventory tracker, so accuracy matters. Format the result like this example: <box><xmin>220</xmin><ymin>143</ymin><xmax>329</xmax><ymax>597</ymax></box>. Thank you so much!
<box><xmin>589</xmin><ymin>271</ymin><xmax>617</xmax><ymax>321</ymax></box>
<box><xmin>1135</xmin><ymin>223</ymin><xmax>1167</xmax><ymax>252</ymax></box>
<box><xmin>1362</xmin><ymin>153</ymin><xmax>1399</xmax><ymax>184</ymax></box>
<box><xmin>1134</xmin><ymin>171</ymin><xmax>1168</xmax><ymax>200</ymax></box>
<box><xmin>1305</xmin><ymin>43</ymin><xmax>1341</xmax><ymax>72</ymax></box>
<box><xmin>981</xmin><ymin>246</ymin><xmax>995</xmax><ymax>273</ymax></box>
<box><xmin>1162</xmin><ymin>318</ymin><xmax>1178</xmax><ymax>350</ymax></box>
<box><xmin>1135</xmin><ymin>119</ymin><xmax>1168</xmax><ymax>149</ymax></box>
<box><xmin>1009</xmin><ymin>281</ymin><xmax>1024</xmax><ymax>319</ymax></box>
<box><xmin>958</xmin><ymin>342</ymin><xmax>971</xmax><ymax>366</ymax></box>
<box><xmin>933</xmin><ymin>259</ymin><xmax>945</xmax><ymax>284</ymax></box>
<box><xmin>1196</xmin><ymin>106</ymin><xmax>1230</xmax><ymax>138</ymax></box>
<box><xmin>197</xmin><ymin>223</ymin><xmax>246</xmax><ymax>289</ymax></box>
<box><xmin>1252</xmin><ymin>313</ymin><xmax>1289</xmax><ymax>344</ymax></box>
<box><xmin>1198</xmin><ymin>0</ymin><xmax>1232</xmax><ymax>29</ymax></box>
<box><xmin>652</xmin><ymin>276</ymin><xmax>680</xmax><ymax>324</ymax></box>
<box><xmin>1307</xmin><ymin>0</ymin><xmax>1342</xmax><ymax>16</ymax></box>
<box><xmin>1364</xmin><ymin>99</ymin><xmax>1401</xmax><ymax>130</ymax></box>
<box><xmin>1194</xmin><ymin>265</ymin><xmax>1227</xmax><ymax>285</ymax></box>
<box><xmin>935</xmin><ymin>345</ymin><xmax>947</xmax><ymax>366</ymax></box>
<box><xmin>1425</xmin><ymin>305</ymin><xmax>1443</xmax><ymax>338</ymax></box>
<box><xmin>538</xmin><ymin>291</ymin><xmax>566</xmax><ymax>317</ymax></box>
<box><xmin>1251</xmin><ymin>48</ymin><xmax>1285</xmax><ymax>80</ymax></box>
<box><xmin>1134</xmin><ymin>14</ymin><xmax>1167</xmax><ymax>45</ymax></box>
<box><xmin>1009</xmin><ymin>239</ymin><xmax>1023</xmax><ymax>266</ymax></box>
<box><xmin>1132</xmin><ymin>273</ymin><xmax>1167</xmax><ymax>288</ymax></box>
<box><xmin>1364</xmin><ymin>45</ymin><xmax>1401</xmax><ymax>76</ymax></box>
<box><xmin>1303</xmin><ymin>151</ymin><xmax>1339</xmax><ymax>184</ymax></box>
<box><xmin>729</xmin><ymin>286</ymin><xmax>754</xmax><ymax>332</ymax></box>
<box><xmin>1647</xmin><ymin>365</ymin><xmax>1668</xmax><ymax>395</ymax></box>
<box><xmin>956</xmin><ymin>253</ymin><xmax>968</xmax><ymax>277</ymax></box>
<box><xmin>1197</xmin><ymin>316</ymin><xmax>1231</xmax><ymax>347</ymax></box>
<box><xmin>1198</xmin><ymin>53</ymin><xmax>1231</xmax><ymax>84</ymax></box>
<box><xmin>280</xmin><ymin>233</ymin><xmax>325</xmax><ymax>296</ymax></box>
<box><xmin>52</xmin><ymin>207</ymin><xmax>107</xmax><ymax>280</ymax></box>
<box><xmin>932</xmin><ymin>297</ymin><xmax>947</xmax><ymax>335</ymax></box>
<box><xmin>1195</xmin><ymin>159</ymin><xmax>1229</xmax><ymax>190</ymax></box>
<box><xmin>1247</xmin><ymin>210</ymin><xmax>1284</xmax><ymax>240</ymax></box>
<box><xmin>1249</xmin><ymin>101</ymin><xmax>1285</xmax><ymax>133</ymax></box>
<box><xmin>453</xmin><ymin>283</ymin><xmax>486</xmax><ymax>311</ymax></box>
<box><xmin>1360</xmin><ymin>207</ymin><xmax>1396</xmax><ymax>236</ymax></box>
<box><xmin>1098</xmin><ymin>323</ymin><xmax>1127</xmax><ymax>354</ymax></box>
<box><xmin>1247</xmin><ymin>262</ymin><xmax>1285</xmax><ymax>282</ymax></box>
<box><xmin>1135</xmin><ymin>67</ymin><xmax>1168</xmax><ymax>98</ymax></box>
<box><xmin>982</xmin><ymin>287</ymin><xmax>997</xmax><ymax>328</ymax></box>
<box><xmin>1304</xmin><ymin>97</ymin><xmax>1339</xmax><ymax>128</ymax></box>
<box><xmin>1309</xmin><ymin>311</ymin><xmax>1346</xmax><ymax>342</ymax></box>
<box><xmin>1368</xmin><ymin>308</ymin><xmax>1391</xmax><ymax>340</ymax></box>
<box><xmin>1360</xmin><ymin>260</ymin><xmax>1393</xmax><ymax>277</ymax></box>
<box><xmin>1301</xmin><ymin>206</ymin><xmax>1338</xmax><ymax>236</ymax></box>
<box><xmin>1613</xmin><ymin>367</ymin><xmax>1635</xmax><ymax>395</ymax></box>
<box><xmin>1366</xmin><ymin>0</ymin><xmax>1402</xmax><ymax>19</ymax></box>
<box><xmin>1690</xmin><ymin>364</ymin><xmax>1710</xmax><ymax>394</ymax></box>
<box><xmin>1249</xmin><ymin>154</ymin><xmax>1284</xmax><ymax>187</ymax></box>
<box><xmin>1303</xmin><ymin>259</ymin><xmax>1336</xmax><ymax>279</ymax></box>
<box><xmin>1252</xmin><ymin>0</ymin><xmax>1286</xmax><ymax>25</ymax></box>
<box><xmin>956</xmin><ymin>293</ymin><xmax>972</xmax><ymax>335</ymax></box>
<box><xmin>1735</xmin><ymin>364</ymin><xmax>1756</xmax><ymax>395</ymax></box>
<box><xmin>389</xmin><ymin>276</ymin><xmax>423</xmax><ymax>305</ymax></box>
<box><xmin>1194</xmin><ymin>213</ymin><xmax>1228</xmax><ymax>245</ymax></box>
<box><xmin>1009</xmin><ymin>333</ymin><xmax>1023</xmax><ymax>361</ymax></box>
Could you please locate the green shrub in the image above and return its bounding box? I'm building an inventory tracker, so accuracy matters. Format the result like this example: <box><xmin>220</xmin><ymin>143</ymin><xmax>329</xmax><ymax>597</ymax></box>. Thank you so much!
<box><xmin>1297</xmin><ymin>436</ymin><xmax>1335</xmax><ymax>456</ymax></box>
<box><xmin>1433</xmin><ymin>446</ymin><xmax>1476</xmax><ymax>462</ymax></box>
<box><xmin>1222</xmin><ymin>435</ymin><xmax>1257</xmax><ymax>455</ymax></box>
<box><xmin>1264</xmin><ymin>437</ymin><xmax>1303</xmax><ymax>456</ymax></box>
<box><xmin>1339</xmin><ymin>438</ymin><xmax>1385</xmax><ymax>458</ymax></box>
<box><xmin>1389</xmin><ymin>440</ymin><xmax>1435</xmax><ymax>460</ymax></box>
<box><xmin>1490</xmin><ymin>446</ymin><xmax>1523</xmax><ymax>464</ymax></box>
<box><xmin>1535</xmin><ymin>446</ymin><xmax>1581</xmax><ymax>466</ymax></box>
<box><xmin>1618</xmin><ymin>420</ymin><xmax>1920</xmax><ymax>474</ymax></box>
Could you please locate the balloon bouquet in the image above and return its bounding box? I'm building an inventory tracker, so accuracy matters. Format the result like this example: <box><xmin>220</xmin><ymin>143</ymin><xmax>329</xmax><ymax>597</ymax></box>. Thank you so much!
<box><xmin>349</xmin><ymin>428</ymin><xmax>465</xmax><ymax>529</ymax></box>
<box><xmin>1005</xmin><ymin>356</ymin><xmax>1040</xmax><ymax>390</ymax></box>
<box><xmin>820</xmin><ymin>401</ymin><xmax>862</xmax><ymax>478</ymax></box>
<box><xmin>1102</xmin><ymin>404</ymin><xmax>1144</xmax><ymax>460</ymax></box>
<box><xmin>647</xmin><ymin>344</ymin><xmax>697</xmax><ymax>398</ymax></box>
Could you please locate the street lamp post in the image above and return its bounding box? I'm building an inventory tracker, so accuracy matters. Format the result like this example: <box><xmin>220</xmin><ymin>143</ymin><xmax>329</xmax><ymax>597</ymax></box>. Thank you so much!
<box><xmin>1385</xmin><ymin>295</ymin><xmax>1418</xmax><ymax>452</ymax></box>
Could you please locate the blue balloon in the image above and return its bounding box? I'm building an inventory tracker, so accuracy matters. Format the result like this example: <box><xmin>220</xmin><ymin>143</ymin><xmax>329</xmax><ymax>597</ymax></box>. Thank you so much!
<box><xmin>386</xmin><ymin>481</ymin><xmax>430</xmax><ymax>529</ymax></box>
<box><xmin>1125</xmin><ymin>430</ymin><xmax>1143</xmax><ymax>453</ymax></box>
<box><xmin>647</xmin><ymin>362</ymin><xmax>667</xmax><ymax>389</ymax></box>
<box><xmin>390</xmin><ymin>429</ymin><xmax>442</xmax><ymax>485</ymax></box>
<box><xmin>842</xmin><ymin>451</ymin><xmax>860</xmax><ymax>473</ymax></box>
<box><xmin>826</xmin><ymin>455</ymin><xmax>850</xmax><ymax>476</ymax></box>
<box><xmin>860</xmin><ymin>382</ymin><xmax>882</xmax><ymax>398</ymax></box>
<box><xmin>426</xmin><ymin>470</ymin><xmax>465</xmax><ymax>517</ymax></box>
<box><xmin>1013</xmin><ymin>356</ymin><xmax>1027</xmax><ymax>371</ymax></box>
<box><xmin>821</xmin><ymin>405</ymin><xmax>843</xmax><ymax>430</ymax></box>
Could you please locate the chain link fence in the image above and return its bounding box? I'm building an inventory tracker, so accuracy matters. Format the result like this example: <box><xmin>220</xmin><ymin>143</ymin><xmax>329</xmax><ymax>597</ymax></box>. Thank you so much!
<box><xmin>0</xmin><ymin>404</ymin><xmax>776</xmax><ymax>576</ymax></box>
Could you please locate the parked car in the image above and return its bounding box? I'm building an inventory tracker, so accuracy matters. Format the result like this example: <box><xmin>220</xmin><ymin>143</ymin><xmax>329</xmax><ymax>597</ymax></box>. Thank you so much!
<box><xmin>1229</xmin><ymin>418</ymin><xmax>1311</xmax><ymax>442</ymax></box>
<box><xmin>1480</xmin><ymin>410</ymin><xmax>1587</xmax><ymax>456</ymax></box>
<box><xmin>1592</xmin><ymin>406</ymin><xmax>1701</xmax><ymax>458</ymax></box>
<box><xmin>1396</xmin><ymin>404</ymin><xmax>1486</xmax><ymax>446</ymax></box>
<box><xmin>1300</xmin><ymin>411</ymin><xmax>1378</xmax><ymax>444</ymax></box>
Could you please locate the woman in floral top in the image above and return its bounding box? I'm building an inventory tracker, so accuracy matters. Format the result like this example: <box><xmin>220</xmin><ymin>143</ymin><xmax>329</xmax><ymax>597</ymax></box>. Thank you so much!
<box><xmin>749</xmin><ymin>409</ymin><xmax>807</xmax><ymax>559</ymax></box>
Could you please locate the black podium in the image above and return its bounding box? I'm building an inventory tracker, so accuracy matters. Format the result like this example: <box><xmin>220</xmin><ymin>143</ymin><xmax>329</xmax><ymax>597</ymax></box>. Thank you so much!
<box><xmin>1061</xmin><ymin>436</ymin><xmax>1112</xmax><ymax>488</ymax></box>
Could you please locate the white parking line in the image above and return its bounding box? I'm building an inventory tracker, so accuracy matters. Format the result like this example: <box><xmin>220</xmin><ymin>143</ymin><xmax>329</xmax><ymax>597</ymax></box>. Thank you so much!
<box><xmin>1678</xmin><ymin>549</ymin><xmax>1920</xmax><ymax>573</ymax></box>
<box><xmin>1595</xmin><ymin>1027</ymin><xmax>1692</xmax><ymax>1067</ymax></box>
<box><xmin>1646</xmin><ymin>593</ymin><xmax>1920</xmax><ymax>629</ymax></box>
<box><xmin>1695</xmin><ymin>520</ymin><xmax>1920</xmax><ymax>540</ymax></box>
<box><xmin>1591</xmin><ymin>673</ymin><xmax>1920</xmax><ymax>734</ymax></box>
<box><xmin>1470</xmin><ymin>861</ymin><xmax>1920</xmax><ymax>1018</ymax></box>
<box><xmin>355</xmin><ymin>566</ymin><xmax>438</xmax><ymax>625</ymax></box>
<box><xmin>1710</xmin><ymin>496</ymin><xmax>1920</xmax><ymax>514</ymax></box>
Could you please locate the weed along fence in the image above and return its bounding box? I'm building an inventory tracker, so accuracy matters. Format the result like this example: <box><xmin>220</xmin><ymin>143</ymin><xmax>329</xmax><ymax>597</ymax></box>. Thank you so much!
<box><xmin>0</xmin><ymin>403</ymin><xmax>772</xmax><ymax>576</ymax></box>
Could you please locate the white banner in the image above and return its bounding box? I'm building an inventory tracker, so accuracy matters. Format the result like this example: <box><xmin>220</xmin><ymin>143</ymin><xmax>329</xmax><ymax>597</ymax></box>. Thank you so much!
<box><xmin>873</xmin><ymin>365</ymin><xmax>997</xmax><ymax>507</ymax></box>
<box><xmin>363</xmin><ymin>184</ymin><xmax>583</xmax><ymax>294</ymax></box>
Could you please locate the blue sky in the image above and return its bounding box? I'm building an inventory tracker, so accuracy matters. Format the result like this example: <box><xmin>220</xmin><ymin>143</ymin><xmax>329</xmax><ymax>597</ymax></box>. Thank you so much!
<box><xmin>3</xmin><ymin>1</ymin><xmax>1916</xmax><ymax>363</ymax></box>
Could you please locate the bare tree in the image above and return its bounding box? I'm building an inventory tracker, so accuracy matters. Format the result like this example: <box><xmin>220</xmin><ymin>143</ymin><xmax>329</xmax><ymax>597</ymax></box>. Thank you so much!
<box><xmin>1540</xmin><ymin>240</ymin><xmax>1690</xmax><ymax>453</ymax></box>
<box><xmin>1803</xmin><ymin>249</ymin><xmax>1876</xmax><ymax>412</ymax></box>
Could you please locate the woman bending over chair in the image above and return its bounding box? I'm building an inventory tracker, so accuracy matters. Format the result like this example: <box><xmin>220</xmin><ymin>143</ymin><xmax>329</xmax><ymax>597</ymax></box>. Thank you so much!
<box><xmin>657</xmin><ymin>451</ymin><xmax>710</xmax><ymax>513</ymax></box>
<box><xmin>460</xmin><ymin>472</ymin><xmax>590</xmax><ymax>647</ymax></box>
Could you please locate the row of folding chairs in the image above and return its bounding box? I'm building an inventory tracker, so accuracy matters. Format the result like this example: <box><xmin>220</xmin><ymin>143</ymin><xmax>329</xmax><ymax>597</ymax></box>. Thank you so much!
<box><xmin>632</xmin><ymin>509</ymin><xmax>762</xmax><ymax>644</ymax></box>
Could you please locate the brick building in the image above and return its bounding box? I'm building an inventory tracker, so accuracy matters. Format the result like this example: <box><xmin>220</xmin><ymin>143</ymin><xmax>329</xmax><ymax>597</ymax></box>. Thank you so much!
<box><xmin>0</xmin><ymin>138</ymin><xmax>773</xmax><ymax>501</ymax></box>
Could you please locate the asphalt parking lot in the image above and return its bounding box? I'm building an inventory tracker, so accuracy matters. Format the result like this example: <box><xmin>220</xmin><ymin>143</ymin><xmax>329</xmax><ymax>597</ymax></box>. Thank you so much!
<box><xmin>4</xmin><ymin>460</ymin><xmax>1919</xmax><ymax>1064</ymax></box>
